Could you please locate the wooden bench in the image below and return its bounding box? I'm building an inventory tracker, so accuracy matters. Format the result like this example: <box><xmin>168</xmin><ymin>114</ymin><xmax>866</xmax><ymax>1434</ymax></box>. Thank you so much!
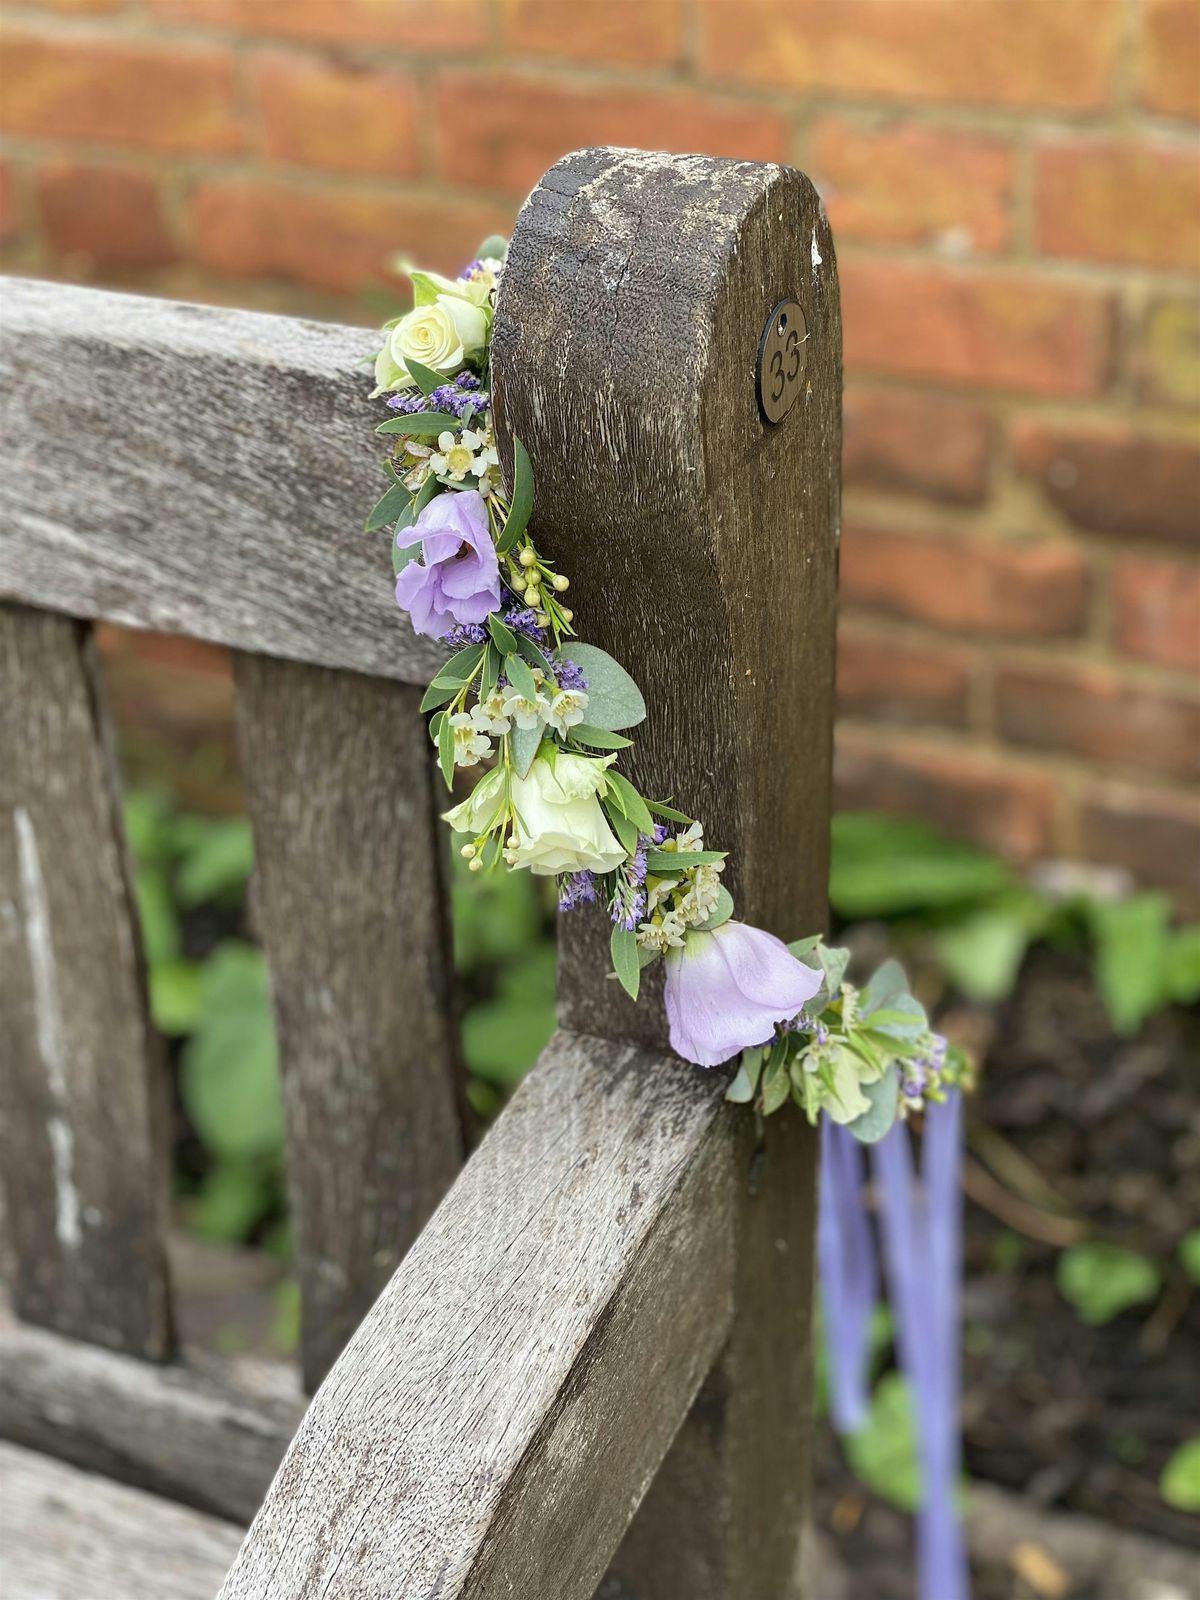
<box><xmin>0</xmin><ymin>148</ymin><xmax>840</xmax><ymax>1599</ymax></box>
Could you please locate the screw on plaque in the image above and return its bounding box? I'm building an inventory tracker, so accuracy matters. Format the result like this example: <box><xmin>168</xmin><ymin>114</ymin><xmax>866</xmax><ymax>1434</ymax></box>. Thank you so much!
<box><xmin>756</xmin><ymin>299</ymin><xmax>807</xmax><ymax>424</ymax></box>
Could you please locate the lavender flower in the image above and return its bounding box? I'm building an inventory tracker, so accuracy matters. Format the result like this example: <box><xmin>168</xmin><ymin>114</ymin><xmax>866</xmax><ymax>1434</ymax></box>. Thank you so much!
<box><xmin>652</xmin><ymin>821</ymin><xmax>670</xmax><ymax>845</ymax></box>
<box><xmin>555</xmin><ymin>658</ymin><xmax>588</xmax><ymax>693</ymax></box>
<box><xmin>386</xmin><ymin>391</ymin><xmax>430</xmax><ymax>414</ymax></box>
<box><xmin>663</xmin><ymin>921</ymin><xmax>823</xmax><ymax>1068</ymax></box>
<box><xmin>394</xmin><ymin>490</ymin><xmax>500</xmax><ymax>638</ymax></box>
<box><xmin>559</xmin><ymin>870</ymin><xmax>598</xmax><ymax>911</ymax></box>
<box><xmin>502</xmin><ymin>606</ymin><xmax>548</xmax><ymax>644</ymax></box>
<box><xmin>442</xmin><ymin>622</ymin><xmax>487</xmax><ymax>650</ymax></box>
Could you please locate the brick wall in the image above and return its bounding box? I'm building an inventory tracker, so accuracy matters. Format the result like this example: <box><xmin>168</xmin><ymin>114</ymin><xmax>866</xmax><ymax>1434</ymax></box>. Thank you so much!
<box><xmin>2</xmin><ymin>0</ymin><xmax>1198</xmax><ymax>897</ymax></box>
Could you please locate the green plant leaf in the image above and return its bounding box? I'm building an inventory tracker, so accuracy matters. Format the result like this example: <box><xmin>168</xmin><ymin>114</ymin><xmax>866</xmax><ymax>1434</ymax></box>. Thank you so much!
<box><xmin>934</xmin><ymin>904</ymin><xmax>1035</xmax><ymax>1004</ymax></box>
<box><xmin>645</xmin><ymin>849</ymin><xmax>726</xmax><ymax>873</ymax></box>
<box><xmin>1179</xmin><ymin>1230</ymin><xmax>1200</xmax><ymax>1285</ymax></box>
<box><xmin>488</xmin><ymin>613</ymin><xmax>518</xmax><ymax>654</ymax></box>
<box><xmin>174</xmin><ymin>817</ymin><xmax>254</xmax><ymax>909</ymax></box>
<box><xmin>375</xmin><ymin>411</ymin><xmax>459</xmax><ymax>436</ymax></box>
<box><xmin>179</xmin><ymin>943</ymin><xmax>281</xmax><ymax>1162</ymax></box>
<box><xmin>404</xmin><ymin>357</ymin><xmax>444</xmax><ymax>397</ymax></box>
<box><xmin>726</xmin><ymin>1044</ymin><xmax>766</xmax><ymax>1104</ymax></box>
<box><xmin>496</xmin><ymin>436</ymin><xmax>535</xmax><ymax>555</ymax></box>
<box><xmin>431</xmin><ymin>641</ymin><xmax>486</xmax><ymax>689</ymax></box>
<box><xmin>844</xmin><ymin>1063</ymin><xmax>900</xmax><ymax>1144</ymax></box>
<box><xmin>611</xmin><ymin>924</ymin><xmax>640</xmax><ymax>1001</ymax></box>
<box><xmin>1167</xmin><ymin>925</ymin><xmax>1200</xmax><ymax>1006</ymax></box>
<box><xmin>1088</xmin><ymin>893</ymin><xmax>1173</xmax><ymax>1035</ymax></box>
<box><xmin>830</xmin><ymin>811</ymin><xmax>1014</xmax><ymax>920</ymax></box>
<box><xmin>476</xmin><ymin>233</ymin><xmax>508</xmax><ymax>261</ymax></box>
<box><xmin>1057</xmin><ymin>1242</ymin><xmax>1161</xmax><ymax>1326</ymax></box>
<box><xmin>420</xmin><ymin>681</ymin><xmax>463</xmax><ymax>713</ymax></box>
<box><xmin>187</xmin><ymin>1159</ymin><xmax>276</xmax><ymax>1245</ymax></box>
<box><xmin>761</xmin><ymin>1047</ymin><xmax>791</xmax><ymax>1115</ymax></box>
<box><xmin>1160</xmin><ymin>1438</ymin><xmax>1200</xmax><ymax>1513</ymax></box>
<box><xmin>556</xmin><ymin>643</ymin><xmax>646</xmax><ymax>731</ymax></box>
<box><xmin>605</xmin><ymin>771</ymin><xmax>654</xmax><ymax>836</ymax></box>
<box><xmin>569</xmin><ymin>725</ymin><xmax>634</xmax><ymax>750</ymax></box>
<box><xmin>364</xmin><ymin>480</ymin><xmax>411</xmax><ymax>532</ymax></box>
<box><xmin>646</xmin><ymin>799</ymin><xmax>693</xmax><ymax>825</ymax></box>
<box><xmin>134</xmin><ymin>864</ymin><xmax>180</xmax><ymax>965</ymax></box>
<box><xmin>437</xmin><ymin>714</ymin><xmax>456</xmax><ymax>789</ymax></box>
<box><xmin>504</xmin><ymin>649</ymin><xmax>540</xmax><ymax>704</ymax></box>
<box><xmin>846</xmin><ymin>1372</ymin><xmax>921</xmax><ymax>1512</ymax></box>
<box><xmin>149</xmin><ymin>957</ymin><xmax>203</xmax><ymax>1036</ymax></box>
<box><xmin>606</xmin><ymin>803</ymin><xmax>639</xmax><ymax>859</ymax></box>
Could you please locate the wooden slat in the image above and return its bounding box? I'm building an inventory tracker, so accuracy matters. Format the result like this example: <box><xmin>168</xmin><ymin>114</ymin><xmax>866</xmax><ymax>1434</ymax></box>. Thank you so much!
<box><xmin>0</xmin><ymin>278</ymin><xmax>441</xmax><ymax>684</ymax></box>
<box><xmin>0</xmin><ymin>1302</ymin><xmax>301</xmax><ymax>1524</ymax></box>
<box><xmin>494</xmin><ymin>148</ymin><xmax>841</xmax><ymax>1597</ymax></box>
<box><xmin>0</xmin><ymin>604</ymin><xmax>172</xmax><ymax>1358</ymax></box>
<box><xmin>0</xmin><ymin>1441</ymin><xmax>244</xmax><ymax>1600</ymax></box>
<box><xmin>218</xmin><ymin>1031</ymin><xmax>739</xmax><ymax>1600</ymax></box>
<box><xmin>233</xmin><ymin>653</ymin><xmax>465</xmax><ymax>1388</ymax></box>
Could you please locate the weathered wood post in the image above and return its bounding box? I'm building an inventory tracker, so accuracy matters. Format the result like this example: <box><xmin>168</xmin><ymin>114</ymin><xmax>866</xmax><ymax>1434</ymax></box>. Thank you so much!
<box><xmin>494</xmin><ymin>149</ymin><xmax>840</xmax><ymax>1597</ymax></box>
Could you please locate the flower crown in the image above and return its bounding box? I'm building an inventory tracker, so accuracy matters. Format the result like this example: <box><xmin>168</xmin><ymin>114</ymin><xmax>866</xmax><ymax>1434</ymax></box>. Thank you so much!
<box><xmin>365</xmin><ymin>241</ymin><xmax>970</xmax><ymax>1142</ymax></box>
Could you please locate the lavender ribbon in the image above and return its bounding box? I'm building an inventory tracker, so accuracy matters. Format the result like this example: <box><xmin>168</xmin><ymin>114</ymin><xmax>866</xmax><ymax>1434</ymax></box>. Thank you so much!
<box><xmin>873</xmin><ymin>1095</ymin><xmax>969</xmax><ymax>1600</ymax></box>
<box><xmin>818</xmin><ymin>1117</ymin><xmax>878</xmax><ymax>1432</ymax></box>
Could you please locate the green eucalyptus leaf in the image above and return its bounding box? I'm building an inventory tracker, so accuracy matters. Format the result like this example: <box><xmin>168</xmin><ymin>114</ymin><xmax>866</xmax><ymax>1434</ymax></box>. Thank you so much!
<box><xmin>645</xmin><ymin>849</ymin><xmax>726</xmax><ymax>873</ymax></box>
<box><xmin>420</xmin><ymin>681</ymin><xmax>462</xmax><ymax>713</ymax></box>
<box><xmin>496</xmin><ymin>437</ymin><xmax>535</xmax><ymax>555</ymax></box>
<box><xmin>862</xmin><ymin>959</ymin><xmax>910</xmax><ymax>1013</ymax></box>
<box><xmin>606</xmin><ymin>803</ymin><xmax>639</xmax><ymax>859</ymax></box>
<box><xmin>556</xmin><ymin>643</ymin><xmax>646</xmax><ymax>731</ymax></box>
<box><xmin>761</xmin><ymin>1048</ymin><xmax>791</xmax><ymax>1115</ymax></box>
<box><xmin>726</xmin><ymin>1044</ymin><xmax>766</xmax><ymax>1104</ymax></box>
<box><xmin>844</xmin><ymin>1063</ymin><xmax>900</xmax><ymax>1144</ymax></box>
<box><xmin>611</xmin><ymin>924</ymin><xmax>640</xmax><ymax>1001</ymax></box>
<box><xmin>375</xmin><ymin>411</ymin><xmax>459</xmax><ymax>436</ymax></box>
<box><xmin>476</xmin><ymin>233</ymin><xmax>509</xmax><ymax>261</ymax></box>
<box><xmin>866</xmin><ymin>994</ymin><xmax>928</xmax><ymax>1042</ymax></box>
<box><xmin>509</xmin><ymin>721</ymin><xmax>542</xmax><ymax>778</ymax></box>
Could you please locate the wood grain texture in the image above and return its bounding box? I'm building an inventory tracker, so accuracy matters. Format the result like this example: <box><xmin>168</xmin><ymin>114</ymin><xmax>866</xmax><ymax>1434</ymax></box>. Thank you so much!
<box><xmin>0</xmin><ymin>279</ymin><xmax>440</xmax><ymax>684</ymax></box>
<box><xmin>0</xmin><ymin>1301</ymin><xmax>301</xmax><ymax>1523</ymax></box>
<box><xmin>233</xmin><ymin>653</ymin><xmax>465</xmax><ymax>1390</ymax></box>
<box><xmin>218</xmin><ymin>1031</ymin><xmax>739</xmax><ymax>1600</ymax></box>
<box><xmin>494</xmin><ymin>148</ymin><xmax>841</xmax><ymax>1600</ymax></box>
<box><xmin>0</xmin><ymin>1440</ymin><xmax>244</xmax><ymax>1600</ymax></box>
<box><xmin>0</xmin><ymin>604</ymin><xmax>173</xmax><ymax>1358</ymax></box>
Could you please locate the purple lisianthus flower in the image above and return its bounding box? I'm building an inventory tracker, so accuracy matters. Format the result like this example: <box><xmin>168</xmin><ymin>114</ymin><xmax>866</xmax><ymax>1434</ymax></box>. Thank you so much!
<box><xmin>394</xmin><ymin>489</ymin><xmax>501</xmax><ymax>639</ymax></box>
<box><xmin>663</xmin><ymin>921</ymin><xmax>823</xmax><ymax>1068</ymax></box>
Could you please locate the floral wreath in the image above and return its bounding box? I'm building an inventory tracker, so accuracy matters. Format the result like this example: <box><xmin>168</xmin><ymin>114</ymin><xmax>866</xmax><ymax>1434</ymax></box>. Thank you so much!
<box><xmin>364</xmin><ymin>239</ymin><xmax>973</xmax><ymax>1599</ymax></box>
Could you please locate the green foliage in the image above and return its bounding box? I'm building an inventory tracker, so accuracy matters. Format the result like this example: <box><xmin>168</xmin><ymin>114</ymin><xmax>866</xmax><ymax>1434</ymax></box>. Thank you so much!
<box><xmin>1160</xmin><ymin>1438</ymin><xmax>1200</xmax><ymax>1512</ymax></box>
<box><xmin>845</xmin><ymin>1372</ymin><xmax>922</xmax><ymax>1513</ymax></box>
<box><xmin>180</xmin><ymin>943</ymin><xmax>282</xmax><ymax>1161</ymax></box>
<box><xmin>556</xmin><ymin>643</ymin><xmax>646</xmax><ymax>731</ymax></box>
<box><xmin>1179</xmin><ymin>1230</ymin><xmax>1200</xmax><ymax>1286</ymax></box>
<box><xmin>829</xmin><ymin>810</ymin><xmax>1200</xmax><ymax>1034</ymax></box>
<box><xmin>1056</xmin><ymin>1243</ymin><xmax>1161</xmax><ymax>1326</ymax></box>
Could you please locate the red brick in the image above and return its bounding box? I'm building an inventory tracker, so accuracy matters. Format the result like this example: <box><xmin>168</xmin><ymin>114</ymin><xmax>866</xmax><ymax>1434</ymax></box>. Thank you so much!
<box><xmin>253</xmin><ymin>55</ymin><xmax>419</xmax><ymax>179</ymax></box>
<box><xmin>841</xmin><ymin>525</ymin><xmax>1090</xmax><ymax>639</ymax></box>
<box><xmin>840</xmin><ymin>261</ymin><xmax>1114</xmax><ymax>398</ymax></box>
<box><xmin>189</xmin><ymin>180</ymin><xmax>511</xmax><ymax>294</ymax></box>
<box><xmin>1035</xmin><ymin>139</ymin><xmax>1200</xmax><ymax>270</ymax></box>
<box><xmin>1079</xmin><ymin>782</ymin><xmax>1200</xmax><ymax>907</ymax></box>
<box><xmin>1112</xmin><ymin>557</ymin><xmax>1200</xmax><ymax>671</ymax></box>
<box><xmin>843</xmin><ymin>387</ymin><xmax>991</xmax><ymax>505</ymax></box>
<box><xmin>699</xmin><ymin>0</ymin><xmax>1122</xmax><ymax>111</ymax></box>
<box><xmin>1139</xmin><ymin>0</ymin><xmax>1200</xmax><ymax>122</ymax></box>
<box><xmin>835</xmin><ymin>729</ymin><xmax>1057</xmax><ymax>861</ymax></box>
<box><xmin>432</xmin><ymin>73</ymin><xmax>787</xmax><ymax>195</ymax></box>
<box><xmin>500</xmin><ymin>0</ymin><xmax>683</xmax><ymax>66</ymax></box>
<box><xmin>148</xmin><ymin>0</ymin><xmax>487</xmax><ymax>50</ymax></box>
<box><xmin>0</xmin><ymin>30</ymin><xmax>242</xmax><ymax>154</ymax></box>
<box><xmin>38</xmin><ymin>163</ymin><xmax>177</xmax><ymax>269</ymax></box>
<box><xmin>1138</xmin><ymin>298</ymin><xmax>1200</xmax><ymax>412</ymax></box>
<box><xmin>810</xmin><ymin>118</ymin><xmax>1014</xmax><ymax>253</ymax></box>
<box><xmin>0</xmin><ymin>161</ymin><xmax>19</xmax><ymax>247</ymax></box>
<box><xmin>837</xmin><ymin>622</ymin><xmax>972</xmax><ymax>729</ymax></box>
<box><xmin>21</xmin><ymin>0</ymin><xmax>126</xmax><ymax>11</ymax></box>
<box><xmin>1013</xmin><ymin>422</ymin><xmax>1200</xmax><ymax>549</ymax></box>
<box><xmin>995</xmin><ymin>663</ymin><xmax>1200</xmax><ymax>782</ymax></box>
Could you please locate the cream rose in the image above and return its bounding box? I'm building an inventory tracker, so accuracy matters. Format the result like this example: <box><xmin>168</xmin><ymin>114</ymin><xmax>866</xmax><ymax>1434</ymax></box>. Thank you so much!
<box><xmin>441</xmin><ymin>750</ymin><xmax>627</xmax><ymax>877</ymax></box>
<box><xmin>372</xmin><ymin>295</ymin><xmax>488</xmax><ymax>395</ymax></box>
<box><xmin>508</xmin><ymin>752</ymin><xmax>626</xmax><ymax>877</ymax></box>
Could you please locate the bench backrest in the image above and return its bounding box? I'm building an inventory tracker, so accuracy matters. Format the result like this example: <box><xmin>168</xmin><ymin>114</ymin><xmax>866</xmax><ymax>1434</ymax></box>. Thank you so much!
<box><xmin>0</xmin><ymin>147</ymin><xmax>841</xmax><ymax>1598</ymax></box>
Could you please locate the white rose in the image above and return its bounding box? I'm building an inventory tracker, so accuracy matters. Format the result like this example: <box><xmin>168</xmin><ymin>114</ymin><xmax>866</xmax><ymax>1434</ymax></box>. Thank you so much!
<box><xmin>410</xmin><ymin>268</ymin><xmax>492</xmax><ymax>309</ymax></box>
<box><xmin>508</xmin><ymin>752</ymin><xmax>626</xmax><ymax>877</ymax></box>
<box><xmin>372</xmin><ymin>295</ymin><xmax>488</xmax><ymax>395</ymax></box>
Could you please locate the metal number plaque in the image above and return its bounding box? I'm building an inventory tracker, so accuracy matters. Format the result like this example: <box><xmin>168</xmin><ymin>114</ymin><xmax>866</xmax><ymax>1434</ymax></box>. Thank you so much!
<box><xmin>756</xmin><ymin>299</ymin><xmax>807</xmax><ymax>424</ymax></box>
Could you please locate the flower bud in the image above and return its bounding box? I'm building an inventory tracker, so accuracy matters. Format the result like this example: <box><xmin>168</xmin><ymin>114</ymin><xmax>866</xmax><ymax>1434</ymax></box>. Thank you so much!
<box><xmin>552</xmin><ymin>574</ymin><xmax>569</xmax><ymax>592</ymax></box>
<box><xmin>518</xmin><ymin>547</ymin><xmax>537</xmax><ymax>569</ymax></box>
<box><xmin>535</xmin><ymin>610</ymin><xmax>549</xmax><ymax>626</ymax></box>
<box><xmin>460</xmin><ymin>843</ymin><xmax>476</xmax><ymax>859</ymax></box>
<box><xmin>468</xmin><ymin>856</ymin><xmax>484</xmax><ymax>873</ymax></box>
<box><xmin>559</xmin><ymin>607</ymin><xmax>574</xmax><ymax>623</ymax></box>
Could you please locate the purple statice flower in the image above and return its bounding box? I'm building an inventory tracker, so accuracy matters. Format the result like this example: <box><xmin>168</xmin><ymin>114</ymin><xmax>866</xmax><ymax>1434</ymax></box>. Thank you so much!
<box><xmin>394</xmin><ymin>490</ymin><xmax>501</xmax><ymax>638</ymax></box>
<box><xmin>502</xmin><ymin>606</ymin><xmax>548</xmax><ymax>645</ymax></box>
<box><xmin>628</xmin><ymin>839</ymin><xmax>649</xmax><ymax>887</ymax></box>
<box><xmin>442</xmin><ymin>622</ymin><xmax>487</xmax><ymax>650</ymax></box>
<box><xmin>663</xmin><ymin>921</ymin><xmax>823</xmax><ymax>1068</ymax></box>
<box><xmin>454</xmin><ymin>370</ymin><xmax>482</xmax><ymax>390</ymax></box>
<box><xmin>652</xmin><ymin>821</ymin><xmax>670</xmax><ymax>845</ymax></box>
<box><xmin>609</xmin><ymin>885</ymin><xmax>646</xmax><ymax>932</ymax></box>
<box><xmin>558</xmin><ymin>870</ymin><xmax>598</xmax><ymax>911</ymax></box>
<box><xmin>554</xmin><ymin>658</ymin><xmax>588</xmax><ymax>693</ymax></box>
<box><xmin>386</xmin><ymin>391</ymin><xmax>429</xmax><ymax>414</ymax></box>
